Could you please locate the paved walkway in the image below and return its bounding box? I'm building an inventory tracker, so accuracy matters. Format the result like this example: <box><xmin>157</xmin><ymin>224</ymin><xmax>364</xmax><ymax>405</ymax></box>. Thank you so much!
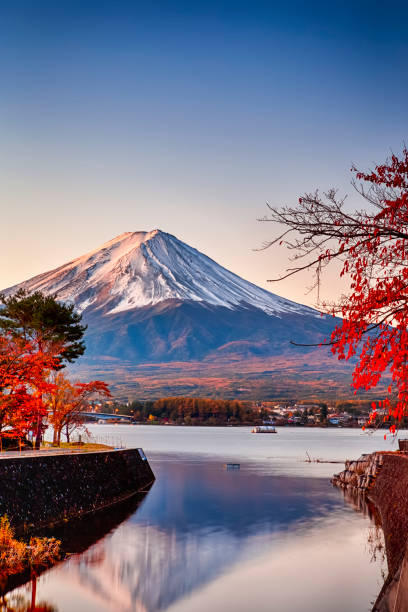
<box><xmin>0</xmin><ymin>447</ymin><xmax>118</xmax><ymax>459</ymax></box>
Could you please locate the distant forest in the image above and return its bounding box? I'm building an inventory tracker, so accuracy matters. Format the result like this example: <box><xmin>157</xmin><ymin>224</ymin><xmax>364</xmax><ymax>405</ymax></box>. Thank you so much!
<box><xmin>129</xmin><ymin>397</ymin><xmax>259</xmax><ymax>425</ymax></box>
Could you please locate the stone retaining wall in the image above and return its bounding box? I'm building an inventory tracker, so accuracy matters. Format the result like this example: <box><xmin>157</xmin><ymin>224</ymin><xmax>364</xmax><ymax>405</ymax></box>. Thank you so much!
<box><xmin>369</xmin><ymin>454</ymin><xmax>408</xmax><ymax>576</ymax></box>
<box><xmin>0</xmin><ymin>448</ymin><xmax>155</xmax><ymax>531</ymax></box>
<box><xmin>333</xmin><ymin>451</ymin><xmax>408</xmax><ymax>611</ymax></box>
<box><xmin>331</xmin><ymin>452</ymin><xmax>384</xmax><ymax>492</ymax></box>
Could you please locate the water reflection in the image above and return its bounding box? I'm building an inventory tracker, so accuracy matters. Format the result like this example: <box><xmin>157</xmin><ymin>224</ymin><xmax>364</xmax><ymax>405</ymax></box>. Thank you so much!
<box><xmin>336</xmin><ymin>483</ymin><xmax>380</xmax><ymax>521</ymax></box>
<box><xmin>5</xmin><ymin>455</ymin><xmax>385</xmax><ymax>612</ymax></box>
<box><xmin>0</xmin><ymin>495</ymin><xmax>149</xmax><ymax>612</ymax></box>
<box><xmin>1</xmin><ymin>577</ymin><xmax>57</xmax><ymax>611</ymax></box>
<box><xmin>337</xmin><ymin>485</ymin><xmax>387</xmax><ymax>583</ymax></box>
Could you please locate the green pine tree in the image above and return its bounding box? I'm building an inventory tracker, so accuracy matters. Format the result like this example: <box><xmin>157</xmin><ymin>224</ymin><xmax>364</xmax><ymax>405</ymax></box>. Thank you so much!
<box><xmin>0</xmin><ymin>289</ymin><xmax>86</xmax><ymax>367</ymax></box>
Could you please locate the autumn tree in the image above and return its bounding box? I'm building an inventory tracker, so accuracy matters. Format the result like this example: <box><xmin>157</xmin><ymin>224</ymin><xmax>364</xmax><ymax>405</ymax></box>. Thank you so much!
<box><xmin>262</xmin><ymin>147</ymin><xmax>408</xmax><ymax>433</ymax></box>
<box><xmin>147</xmin><ymin>396</ymin><xmax>253</xmax><ymax>424</ymax></box>
<box><xmin>46</xmin><ymin>373</ymin><xmax>111</xmax><ymax>445</ymax></box>
<box><xmin>0</xmin><ymin>334</ymin><xmax>55</xmax><ymax>448</ymax></box>
<box><xmin>0</xmin><ymin>290</ymin><xmax>87</xmax><ymax>447</ymax></box>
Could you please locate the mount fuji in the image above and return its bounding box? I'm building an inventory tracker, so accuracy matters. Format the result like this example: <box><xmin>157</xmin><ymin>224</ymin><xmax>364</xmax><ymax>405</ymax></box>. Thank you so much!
<box><xmin>3</xmin><ymin>230</ymin><xmax>342</xmax><ymax>396</ymax></box>
<box><xmin>7</xmin><ymin>230</ymin><xmax>318</xmax><ymax>318</ymax></box>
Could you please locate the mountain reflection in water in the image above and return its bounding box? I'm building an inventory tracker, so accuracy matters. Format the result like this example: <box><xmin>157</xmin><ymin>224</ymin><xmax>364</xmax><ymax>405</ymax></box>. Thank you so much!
<box><xmin>6</xmin><ymin>454</ymin><xmax>385</xmax><ymax>612</ymax></box>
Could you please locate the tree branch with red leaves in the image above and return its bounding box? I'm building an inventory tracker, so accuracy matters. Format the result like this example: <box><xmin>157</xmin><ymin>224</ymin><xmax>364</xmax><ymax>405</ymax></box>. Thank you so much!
<box><xmin>0</xmin><ymin>334</ymin><xmax>56</xmax><ymax>444</ymax></box>
<box><xmin>261</xmin><ymin>147</ymin><xmax>408</xmax><ymax>433</ymax></box>
<box><xmin>46</xmin><ymin>373</ymin><xmax>111</xmax><ymax>446</ymax></box>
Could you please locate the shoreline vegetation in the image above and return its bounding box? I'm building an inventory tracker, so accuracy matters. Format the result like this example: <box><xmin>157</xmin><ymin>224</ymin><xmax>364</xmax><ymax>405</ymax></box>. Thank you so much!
<box><xmin>0</xmin><ymin>516</ymin><xmax>61</xmax><ymax>583</ymax></box>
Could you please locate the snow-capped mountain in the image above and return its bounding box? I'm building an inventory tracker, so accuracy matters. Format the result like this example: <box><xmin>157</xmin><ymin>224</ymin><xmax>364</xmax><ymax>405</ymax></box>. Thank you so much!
<box><xmin>3</xmin><ymin>230</ymin><xmax>334</xmax><ymax>364</ymax></box>
<box><xmin>5</xmin><ymin>229</ymin><xmax>316</xmax><ymax>318</ymax></box>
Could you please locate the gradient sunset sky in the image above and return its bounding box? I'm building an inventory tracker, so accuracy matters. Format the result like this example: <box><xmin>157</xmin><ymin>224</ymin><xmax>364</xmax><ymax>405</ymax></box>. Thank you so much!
<box><xmin>1</xmin><ymin>0</ymin><xmax>407</xmax><ymax>306</ymax></box>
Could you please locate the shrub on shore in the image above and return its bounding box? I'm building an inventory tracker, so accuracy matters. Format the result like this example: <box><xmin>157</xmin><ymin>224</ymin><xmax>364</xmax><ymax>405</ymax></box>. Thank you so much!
<box><xmin>0</xmin><ymin>516</ymin><xmax>61</xmax><ymax>577</ymax></box>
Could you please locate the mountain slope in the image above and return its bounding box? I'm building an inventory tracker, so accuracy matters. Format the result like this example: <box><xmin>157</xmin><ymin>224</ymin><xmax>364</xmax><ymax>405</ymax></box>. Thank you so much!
<box><xmin>3</xmin><ymin>230</ymin><xmax>335</xmax><ymax>366</ymax></box>
<box><xmin>5</xmin><ymin>230</ymin><xmax>317</xmax><ymax>318</ymax></box>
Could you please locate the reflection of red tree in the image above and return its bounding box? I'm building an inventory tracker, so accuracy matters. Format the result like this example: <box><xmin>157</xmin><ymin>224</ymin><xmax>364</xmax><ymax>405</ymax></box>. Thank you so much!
<box><xmin>265</xmin><ymin>148</ymin><xmax>408</xmax><ymax>430</ymax></box>
<box><xmin>0</xmin><ymin>576</ymin><xmax>57</xmax><ymax>611</ymax></box>
<box><xmin>29</xmin><ymin>573</ymin><xmax>57</xmax><ymax>612</ymax></box>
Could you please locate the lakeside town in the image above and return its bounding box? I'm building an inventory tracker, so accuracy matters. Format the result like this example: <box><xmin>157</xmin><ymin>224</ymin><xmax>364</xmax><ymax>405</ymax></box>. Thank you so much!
<box><xmin>85</xmin><ymin>397</ymin><xmax>380</xmax><ymax>428</ymax></box>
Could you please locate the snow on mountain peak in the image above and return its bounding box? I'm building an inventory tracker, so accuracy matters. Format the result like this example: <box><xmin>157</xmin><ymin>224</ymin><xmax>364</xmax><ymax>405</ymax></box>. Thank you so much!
<box><xmin>3</xmin><ymin>230</ymin><xmax>317</xmax><ymax>318</ymax></box>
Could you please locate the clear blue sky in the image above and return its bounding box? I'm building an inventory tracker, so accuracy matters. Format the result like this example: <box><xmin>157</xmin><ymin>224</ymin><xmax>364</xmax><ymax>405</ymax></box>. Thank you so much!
<box><xmin>1</xmin><ymin>0</ymin><xmax>407</xmax><ymax>305</ymax></box>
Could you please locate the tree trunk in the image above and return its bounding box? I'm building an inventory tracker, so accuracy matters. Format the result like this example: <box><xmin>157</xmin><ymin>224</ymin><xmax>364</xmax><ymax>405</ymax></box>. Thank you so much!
<box><xmin>57</xmin><ymin>428</ymin><xmax>61</xmax><ymax>446</ymax></box>
<box><xmin>52</xmin><ymin>427</ymin><xmax>58</xmax><ymax>446</ymax></box>
<box><xmin>34</xmin><ymin>416</ymin><xmax>42</xmax><ymax>450</ymax></box>
<box><xmin>34</xmin><ymin>392</ymin><xmax>43</xmax><ymax>450</ymax></box>
<box><xmin>65</xmin><ymin>423</ymin><xmax>70</xmax><ymax>443</ymax></box>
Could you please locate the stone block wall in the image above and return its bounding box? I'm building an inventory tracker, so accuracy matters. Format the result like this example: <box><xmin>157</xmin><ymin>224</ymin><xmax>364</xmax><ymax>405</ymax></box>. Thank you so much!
<box><xmin>332</xmin><ymin>452</ymin><xmax>384</xmax><ymax>492</ymax></box>
<box><xmin>0</xmin><ymin>448</ymin><xmax>155</xmax><ymax>530</ymax></box>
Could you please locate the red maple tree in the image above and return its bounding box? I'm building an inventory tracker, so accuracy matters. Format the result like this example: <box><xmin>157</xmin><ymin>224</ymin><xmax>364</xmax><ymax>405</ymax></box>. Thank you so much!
<box><xmin>46</xmin><ymin>373</ymin><xmax>111</xmax><ymax>445</ymax></box>
<box><xmin>0</xmin><ymin>333</ymin><xmax>56</xmax><ymax>446</ymax></box>
<box><xmin>264</xmin><ymin>147</ymin><xmax>408</xmax><ymax>432</ymax></box>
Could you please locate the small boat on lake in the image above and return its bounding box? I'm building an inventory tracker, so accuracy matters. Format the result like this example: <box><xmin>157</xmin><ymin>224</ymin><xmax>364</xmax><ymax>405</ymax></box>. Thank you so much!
<box><xmin>224</xmin><ymin>463</ymin><xmax>240</xmax><ymax>470</ymax></box>
<box><xmin>251</xmin><ymin>426</ymin><xmax>277</xmax><ymax>434</ymax></box>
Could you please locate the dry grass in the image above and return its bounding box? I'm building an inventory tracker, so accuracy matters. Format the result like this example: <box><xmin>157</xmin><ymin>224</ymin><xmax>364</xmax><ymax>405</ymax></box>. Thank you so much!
<box><xmin>58</xmin><ymin>442</ymin><xmax>113</xmax><ymax>450</ymax></box>
<box><xmin>42</xmin><ymin>442</ymin><xmax>113</xmax><ymax>451</ymax></box>
<box><xmin>0</xmin><ymin>516</ymin><xmax>61</xmax><ymax>577</ymax></box>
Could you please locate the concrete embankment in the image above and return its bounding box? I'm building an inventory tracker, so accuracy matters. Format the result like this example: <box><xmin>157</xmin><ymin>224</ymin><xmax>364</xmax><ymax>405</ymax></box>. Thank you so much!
<box><xmin>332</xmin><ymin>450</ymin><xmax>408</xmax><ymax>611</ymax></box>
<box><xmin>0</xmin><ymin>448</ymin><xmax>155</xmax><ymax>531</ymax></box>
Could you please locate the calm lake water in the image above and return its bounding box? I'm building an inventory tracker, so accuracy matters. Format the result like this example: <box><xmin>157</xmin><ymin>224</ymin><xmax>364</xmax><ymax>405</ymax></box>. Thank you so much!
<box><xmin>7</xmin><ymin>426</ymin><xmax>401</xmax><ymax>612</ymax></box>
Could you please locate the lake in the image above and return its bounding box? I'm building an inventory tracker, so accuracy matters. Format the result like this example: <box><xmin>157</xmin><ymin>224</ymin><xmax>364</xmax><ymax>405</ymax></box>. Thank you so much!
<box><xmin>6</xmin><ymin>426</ymin><xmax>400</xmax><ymax>612</ymax></box>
